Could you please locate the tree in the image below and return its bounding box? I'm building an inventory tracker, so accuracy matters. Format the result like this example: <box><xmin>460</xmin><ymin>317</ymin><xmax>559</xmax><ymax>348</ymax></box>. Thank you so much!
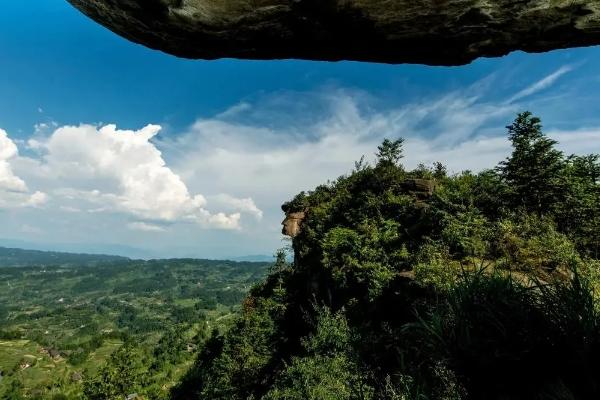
<box><xmin>263</xmin><ymin>308</ymin><xmax>374</xmax><ymax>400</ymax></box>
<box><xmin>376</xmin><ymin>138</ymin><xmax>405</xmax><ymax>167</ymax></box>
<box><xmin>433</xmin><ymin>162</ymin><xmax>448</xmax><ymax>180</ymax></box>
<box><xmin>556</xmin><ymin>154</ymin><xmax>600</xmax><ymax>256</ymax></box>
<box><xmin>83</xmin><ymin>342</ymin><xmax>145</xmax><ymax>400</ymax></box>
<box><xmin>568</xmin><ymin>154</ymin><xmax>600</xmax><ymax>184</ymax></box>
<box><xmin>498</xmin><ymin>112</ymin><xmax>564</xmax><ymax>215</ymax></box>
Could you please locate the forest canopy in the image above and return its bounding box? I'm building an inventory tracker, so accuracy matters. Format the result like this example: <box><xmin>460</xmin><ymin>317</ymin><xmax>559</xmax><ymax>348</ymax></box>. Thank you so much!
<box><xmin>172</xmin><ymin>111</ymin><xmax>600</xmax><ymax>400</ymax></box>
<box><xmin>3</xmin><ymin>112</ymin><xmax>599</xmax><ymax>400</ymax></box>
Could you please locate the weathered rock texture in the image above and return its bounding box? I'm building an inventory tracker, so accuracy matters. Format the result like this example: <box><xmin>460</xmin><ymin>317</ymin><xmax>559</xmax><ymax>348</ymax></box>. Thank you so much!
<box><xmin>401</xmin><ymin>179</ymin><xmax>435</xmax><ymax>200</ymax></box>
<box><xmin>282</xmin><ymin>211</ymin><xmax>306</xmax><ymax>238</ymax></box>
<box><xmin>67</xmin><ymin>0</ymin><xmax>600</xmax><ymax>65</ymax></box>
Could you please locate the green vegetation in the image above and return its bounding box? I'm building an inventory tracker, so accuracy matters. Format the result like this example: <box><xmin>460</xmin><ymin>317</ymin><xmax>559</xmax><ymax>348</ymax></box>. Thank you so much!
<box><xmin>0</xmin><ymin>257</ymin><xmax>269</xmax><ymax>399</ymax></box>
<box><xmin>172</xmin><ymin>112</ymin><xmax>600</xmax><ymax>400</ymax></box>
<box><xmin>3</xmin><ymin>112</ymin><xmax>600</xmax><ymax>399</ymax></box>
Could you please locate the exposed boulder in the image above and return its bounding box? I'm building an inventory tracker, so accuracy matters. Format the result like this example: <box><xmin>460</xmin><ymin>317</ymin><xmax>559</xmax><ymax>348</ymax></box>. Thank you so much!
<box><xmin>48</xmin><ymin>348</ymin><xmax>61</xmax><ymax>359</ymax></box>
<box><xmin>71</xmin><ymin>371</ymin><xmax>83</xmax><ymax>382</ymax></box>
<box><xmin>67</xmin><ymin>0</ymin><xmax>600</xmax><ymax>65</ymax></box>
<box><xmin>401</xmin><ymin>178</ymin><xmax>435</xmax><ymax>200</ymax></box>
<box><xmin>282</xmin><ymin>211</ymin><xmax>306</xmax><ymax>238</ymax></box>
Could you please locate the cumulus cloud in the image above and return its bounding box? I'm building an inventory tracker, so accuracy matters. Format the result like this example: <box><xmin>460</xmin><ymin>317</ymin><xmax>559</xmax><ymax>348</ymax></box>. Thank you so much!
<box><xmin>0</xmin><ymin>129</ymin><xmax>28</xmax><ymax>192</ymax></box>
<box><xmin>0</xmin><ymin>128</ymin><xmax>47</xmax><ymax>208</ymax></box>
<box><xmin>204</xmin><ymin>212</ymin><xmax>241</xmax><ymax>230</ymax></box>
<box><xmin>210</xmin><ymin>194</ymin><xmax>263</xmax><ymax>220</ymax></box>
<box><xmin>22</xmin><ymin>123</ymin><xmax>257</xmax><ymax>230</ymax></box>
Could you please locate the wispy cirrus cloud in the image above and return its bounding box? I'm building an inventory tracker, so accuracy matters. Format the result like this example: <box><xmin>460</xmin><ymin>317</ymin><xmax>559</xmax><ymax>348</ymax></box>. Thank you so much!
<box><xmin>2</xmin><ymin>65</ymin><xmax>599</xmax><ymax>258</ymax></box>
<box><xmin>506</xmin><ymin>64</ymin><xmax>575</xmax><ymax>104</ymax></box>
<box><xmin>165</xmin><ymin>68</ymin><xmax>599</xmax><ymax>219</ymax></box>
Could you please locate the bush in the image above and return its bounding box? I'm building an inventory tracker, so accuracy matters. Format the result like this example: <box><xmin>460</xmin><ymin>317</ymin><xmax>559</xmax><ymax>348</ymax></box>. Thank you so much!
<box><xmin>412</xmin><ymin>269</ymin><xmax>600</xmax><ymax>400</ymax></box>
<box><xmin>413</xmin><ymin>243</ymin><xmax>461</xmax><ymax>292</ymax></box>
<box><xmin>265</xmin><ymin>308</ymin><xmax>374</xmax><ymax>400</ymax></box>
<box><xmin>494</xmin><ymin>216</ymin><xmax>580</xmax><ymax>272</ymax></box>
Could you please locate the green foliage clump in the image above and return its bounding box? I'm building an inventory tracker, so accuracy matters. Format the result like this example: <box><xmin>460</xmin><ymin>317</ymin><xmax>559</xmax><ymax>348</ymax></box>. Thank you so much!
<box><xmin>173</xmin><ymin>295</ymin><xmax>287</xmax><ymax>400</ymax></box>
<box><xmin>376</xmin><ymin>138</ymin><xmax>405</xmax><ymax>168</ymax></box>
<box><xmin>83</xmin><ymin>342</ymin><xmax>144</xmax><ymax>400</ymax></box>
<box><xmin>264</xmin><ymin>308</ymin><xmax>374</xmax><ymax>400</ymax></box>
<box><xmin>494</xmin><ymin>215</ymin><xmax>581</xmax><ymax>272</ymax></box>
<box><xmin>498</xmin><ymin>111</ymin><xmax>564</xmax><ymax>215</ymax></box>
<box><xmin>413</xmin><ymin>243</ymin><xmax>459</xmax><ymax>292</ymax></box>
<box><xmin>175</xmin><ymin>112</ymin><xmax>600</xmax><ymax>400</ymax></box>
<box><xmin>413</xmin><ymin>269</ymin><xmax>600</xmax><ymax>399</ymax></box>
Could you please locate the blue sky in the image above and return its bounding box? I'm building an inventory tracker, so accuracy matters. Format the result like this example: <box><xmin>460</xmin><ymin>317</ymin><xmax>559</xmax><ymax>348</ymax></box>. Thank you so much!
<box><xmin>1</xmin><ymin>1</ymin><xmax>600</xmax><ymax>258</ymax></box>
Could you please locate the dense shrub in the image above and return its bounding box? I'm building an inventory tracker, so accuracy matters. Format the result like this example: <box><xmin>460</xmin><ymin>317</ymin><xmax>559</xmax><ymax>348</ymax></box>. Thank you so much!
<box><xmin>173</xmin><ymin>112</ymin><xmax>600</xmax><ymax>400</ymax></box>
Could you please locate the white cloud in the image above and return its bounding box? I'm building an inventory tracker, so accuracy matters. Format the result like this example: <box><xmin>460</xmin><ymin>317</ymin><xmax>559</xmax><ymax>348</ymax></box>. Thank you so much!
<box><xmin>0</xmin><ymin>129</ymin><xmax>48</xmax><ymax>208</ymax></box>
<box><xmin>2</xmin><ymin>65</ymin><xmax>598</xmax><ymax>258</ymax></box>
<box><xmin>506</xmin><ymin>65</ymin><xmax>574</xmax><ymax>104</ymax></box>
<box><xmin>165</xmin><ymin>89</ymin><xmax>518</xmax><ymax>208</ymax></box>
<box><xmin>27</xmin><ymin>139</ymin><xmax>44</xmax><ymax>151</ymax></box>
<box><xmin>18</xmin><ymin>123</ymin><xmax>254</xmax><ymax>230</ymax></box>
<box><xmin>60</xmin><ymin>205</ymin><xmax>82</xmax><ymax>213</ymax></box>
<box><xmin>216</xmin><ymin>102</ymin><xmax>252</xmax><ymax>119</ymax></box>
<box><xmin>128</xmin><ymin>221</ymin><xmax>166</xmax><ymax>232</ymax></box>
<box><xmin>0</xmin><ymin>129</ymin><xmax>28</xmax><ymax>192</ymax></box>
<box><xmin>210</xmin><ymin>194</ymin><xmax>263</xmax><ymax>220</ymax></box>
<box><xmin>205</xmin><ymin>212</ymin><xmax>241</xmax><ymax>230</ymax></box>
<box><xmin>25</xmin><ymin>191</ymin><xmax>49</xmax><ymax>207</ymax></box>
<box><xmin>548</xmin><ymin>127</ymin><xmax>600</xmax><ymax>156</ymax></box>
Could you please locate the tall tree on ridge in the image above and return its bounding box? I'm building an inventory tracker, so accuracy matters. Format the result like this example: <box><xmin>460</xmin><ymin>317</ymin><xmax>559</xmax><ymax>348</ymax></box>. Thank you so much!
<box><xmin>498</xmin><ymin>112</ymin><xmax>564</xmax><ymax>215</ymax></box>
<box><xmin>376</xmin><ymin>138</ymin><xmax>405</xmax><ymax>168</ymax></box>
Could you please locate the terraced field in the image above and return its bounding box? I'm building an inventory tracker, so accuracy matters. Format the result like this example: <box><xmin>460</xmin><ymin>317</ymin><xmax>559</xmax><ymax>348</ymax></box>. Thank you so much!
<box><xmin>0</xmin><ymin>256</ymin><xmax>270</xmax><ymax>399</ymax></box>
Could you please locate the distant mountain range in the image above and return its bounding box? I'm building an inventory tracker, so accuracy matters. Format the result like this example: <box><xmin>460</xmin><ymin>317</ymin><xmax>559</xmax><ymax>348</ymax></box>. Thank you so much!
<box><xmin>229</xmin><ymin>254</ymin><xmax>275</xmax><ymax>262</ymax></box>
<box><xmin>0</xmin><ymin>238</ymin><xmax>156</xmax><ymax>259</ymax></box>
<box><xmin>0</xmin><ymin>246</ymin><xmax>129</xmax><ymax>267</ymax></box>
<box><xmin>0</xmin><ymin>244</ymin><xmax>275</xmax><ymax>268</ymax></box>
<box><xmin>0</xmin><ymin>238</ymin><xmax>278</xmax><ymax>263</ymax></box>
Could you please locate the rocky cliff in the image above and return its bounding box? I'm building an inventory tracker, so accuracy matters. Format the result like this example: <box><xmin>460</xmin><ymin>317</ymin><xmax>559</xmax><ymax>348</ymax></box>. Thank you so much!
<box><xmin>67</xmin><ymin>0</ymin><xmax>600</xmax><ymax>65</ymax></box>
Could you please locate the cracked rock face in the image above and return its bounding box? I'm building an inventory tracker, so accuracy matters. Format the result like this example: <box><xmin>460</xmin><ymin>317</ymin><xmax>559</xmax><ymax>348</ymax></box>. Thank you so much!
<box><xmin>67</xmin><ymin>0</ymin><xmax>600</xmax><ymax>65</ymax></box>
<box><xmin>282</xmin><ymin>211</ymin><xmax>306</xmax><ymax>238</ymax></box>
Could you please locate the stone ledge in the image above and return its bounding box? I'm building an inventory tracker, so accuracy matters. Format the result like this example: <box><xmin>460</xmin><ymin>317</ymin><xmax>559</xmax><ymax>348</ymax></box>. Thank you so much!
<box><xmin>67</xmin><ymin>0</ymin><xmax>600</xmax><ymax>65</ymax></box>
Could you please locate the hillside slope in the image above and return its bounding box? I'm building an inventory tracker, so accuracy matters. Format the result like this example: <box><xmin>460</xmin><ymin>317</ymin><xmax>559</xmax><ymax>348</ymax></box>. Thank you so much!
<box><xmin>0</xmin><ymin>258</ymin><xmax>270</xmax><ymax>399</ymax></box>
<box><xmin>172</xmin><ymin>112</ymin><xmax>600</xmax><ymax>400</ymax></box>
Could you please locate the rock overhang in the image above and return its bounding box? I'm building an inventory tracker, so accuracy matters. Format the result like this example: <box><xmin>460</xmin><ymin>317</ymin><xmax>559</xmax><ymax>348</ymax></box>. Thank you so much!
<box><xmin>67</xmin><ymin>0</ymin><xmax>600</xmax><ymax>66</ymax></box>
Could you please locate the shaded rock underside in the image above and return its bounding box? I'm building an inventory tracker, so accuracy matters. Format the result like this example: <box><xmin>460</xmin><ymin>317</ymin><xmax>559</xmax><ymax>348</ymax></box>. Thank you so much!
<box><xmin>67</xmin><ymin>0</ymin><xmax>600</xmax><ymax>65</ymax></box>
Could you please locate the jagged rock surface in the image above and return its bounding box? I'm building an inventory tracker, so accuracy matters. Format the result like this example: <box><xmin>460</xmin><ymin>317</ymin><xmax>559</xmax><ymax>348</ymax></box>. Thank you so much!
<box><xmin>67</xmin><ymin>0</ymin><xmax>600</xmax><ymax>65</ymax></box>
<box><xmin>282</xmin><ymin>211</ymin><xmax>306</xmax><ymax>238</ymax></box>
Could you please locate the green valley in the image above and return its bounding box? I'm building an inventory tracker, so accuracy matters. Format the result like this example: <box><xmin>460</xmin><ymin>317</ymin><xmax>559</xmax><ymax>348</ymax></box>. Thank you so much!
<box><xmin>3</xmin><ymin>112</ymin><xmax>600</xmax><ymax>400</ymax></box>
<box><xmin>0</xmin><ymin>256</ymin><xmax>270</xmax><ymax>399</ymax></box>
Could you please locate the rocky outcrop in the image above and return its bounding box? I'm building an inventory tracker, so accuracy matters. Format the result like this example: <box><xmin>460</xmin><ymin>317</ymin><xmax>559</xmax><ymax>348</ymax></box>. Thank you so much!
<box><xmin>282</xmin><ymin>211</ymin><xmax>306</xmax><ymax>238</ymax></box>
<box><xmin>401</xmin><ymin>179</ymin><xmax>435</xmax><ymax>200</ymax></box>
<box><xmin>71</xmin><ymin>372</ymin><xmax>83</xmax><ymax>382</ymax></box>
<box><xmin>67</xmin><ymin>0</ymin><xmax>600</xmax><ymax>65</ymax></box>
